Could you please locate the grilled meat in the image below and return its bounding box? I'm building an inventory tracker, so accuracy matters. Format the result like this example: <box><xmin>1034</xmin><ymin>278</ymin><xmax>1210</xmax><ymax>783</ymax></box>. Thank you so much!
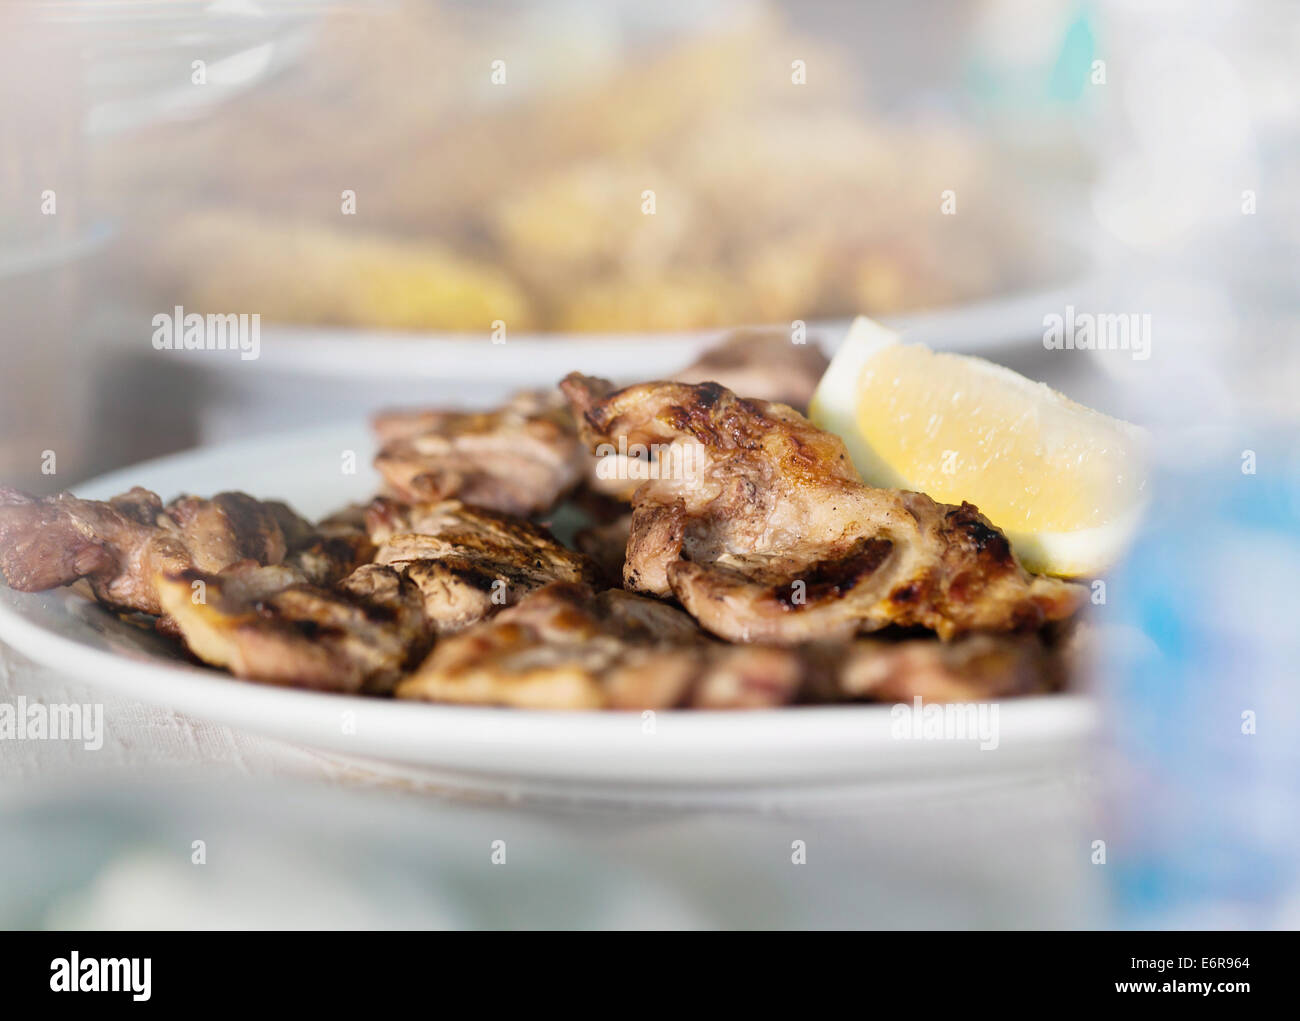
<box><xmin>574</xmin><ymin>513</ymin><xmax>633</xmax><ymax>586</ymax></box>
<box><xmin>3</xmin><ymin>344</ymin><xmax>1084</xmax><ymax>707</ymax></box>
<box><xmin>364</xmin><ymin>497</ymin><xmax>599</xmax><ymax>634</ymax></box>
<box><xmin>673</xmin><ymin>326</ymin><xmax>830</xmax><ymax>412</ymax></box>
<box><xmin>156</xmin><ymin>562</ymin><xmax>426</xmax><ymax>694</ymax></box>
<box><xmin>810</xmin><ymin>631</ymin><xmax>1064</xmax><ymax>703</ymax></box>
<box><xmin>283</xmin><ymin>506</ymin><xmax>376</xmax><ymax>588</ymax></box>
<box><xmin>561</xmin><ymin>373</ymin><xmax>1083</xmax><ymax>643</ymax></box>
<box><xmin>397</xmin><ymin>581</ymin><xmax>807</xmax><ymax>709</ymax></box>
<box><xmin>397</xmin><ymin>580</ymin><xmax>1062</xmax><ymax>709</ymax></box>
<box><xmin>0</xmin><ymin>486</ymin><xmax>324</xmax><ymax>616</ymax></box>
<box><xmin>372</xmin><ymin>389</ymin><xmax>584</xmax><ymax>516</ymax></box>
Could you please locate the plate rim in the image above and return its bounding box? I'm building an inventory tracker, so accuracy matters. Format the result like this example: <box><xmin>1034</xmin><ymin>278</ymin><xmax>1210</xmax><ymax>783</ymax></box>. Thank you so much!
<box><xmin>178</xmin><ymin>271</ymin><xmax>1103</xmax><ymax>383</ymax></box>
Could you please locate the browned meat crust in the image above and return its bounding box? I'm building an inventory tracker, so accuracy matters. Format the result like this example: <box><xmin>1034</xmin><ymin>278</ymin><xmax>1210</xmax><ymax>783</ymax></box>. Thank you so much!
<box><xmin>372</xmin><ymin>389</ymin><xmax>584</xmax><ymax>516</ymax></box>
<box><xmin>560</xmin><ymin>373</ymin><xmax>1083</xmax><ymax>643</ymax></box>
<box><xmin>672</xmin><ymin>327</ymin><xmax>830</xmax><ymax>413</ymax></box>
<box><xmin>574</xmin><ymin>513</ymin><xmax>633</xmax><ymax>586</ymax></box>
<box><xmin>397</xmin><ymin>581</ymin><xmax>806</xmax><ymax>709</ymax></box>
<box><xmin>397</xmin><ymin>581</ymin><xmax>1064</xmax><ymax>710</ymax></box>
<box><xmin>809</xmin><ymin>631</ymin><xmax>1065</xmax><ymax>703</ymax></box>
<box><xmin>364</xmin><ymin>497</ymin><xmax>599</xmax><ymax>635</ymax></box>
<box><xmin>0</xmin><ymin>486</ymin><xmax>326</xmax><ymax>617</ymax></box>
<box><xmin>156</xmin><ymin>562</ymin><xmax>427</xmax><ymax>694</ymax></box>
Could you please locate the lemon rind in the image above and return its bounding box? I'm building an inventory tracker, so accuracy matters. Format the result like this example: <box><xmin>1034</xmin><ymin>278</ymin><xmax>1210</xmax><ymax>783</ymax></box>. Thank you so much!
<box><xmin>809</xmin><ymin>315</ymin><xmax>1148</xmax><ymax>579</ymax></box>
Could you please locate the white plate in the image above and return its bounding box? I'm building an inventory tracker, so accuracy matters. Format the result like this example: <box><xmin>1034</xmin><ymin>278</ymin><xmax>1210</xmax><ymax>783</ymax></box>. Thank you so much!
<box><xmin>211</xmin><ymin>277</ymin><xmax>1099</xmax><ymax>388</ymax></box>
<box><xmin>150</xmin><ymin>277</ymin><xmax>1103</xmax><ymax>449</ymax></box>
<box><xmin>0</xmin><ymin>427</ymin><xmax>1095</xmax><ymax>805</ymax></box>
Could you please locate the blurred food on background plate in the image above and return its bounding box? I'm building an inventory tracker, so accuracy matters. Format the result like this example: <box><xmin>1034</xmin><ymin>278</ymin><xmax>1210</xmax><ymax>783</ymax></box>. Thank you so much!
<box><xmin>94</xmin><ymin>2</ymin><xmax>1070</xmax><ymax>332</ymax></box>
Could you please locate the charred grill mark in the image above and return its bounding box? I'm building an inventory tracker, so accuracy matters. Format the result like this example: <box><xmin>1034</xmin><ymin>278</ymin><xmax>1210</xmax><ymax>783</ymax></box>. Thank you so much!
<box><xmin>167</xmin><ymin>567</ymin><xmax>202</xmax><ymax>591</ymax></box>
<box><xmin>664</xmin><ymin>405</ymin><xmax>715</xmax><ymax>445</ymax></box>
<box><xmin>695</xmin><ymin>382</ymin><xmax>726</xmax><ymax>409</ymax></box>
<box><xmin>775</xmin><ymin>536</ymin><xmax>894</xmax><ymax>610</ymax></box>
<box><xmin>947</xmin><ymin>503</ymin><xmax>1013</xmax><ymax>564</ymax></box>
<box><xmin>890</xmin><ymin>580</ymin><xmax>923</xmax><ymax>604</ymax></box>
<box><xmin>109</xmin><ymin>488</ymin><xmax>164</xmax><ymax>526</ymax></box>
<box><xmin>357</xmin><ymin>598</ymin><xmax>402</xmax><ymax>623</ymax></box>
<box><xmin>446</xmin><ymin>560</ymin><xmax>503</xmax><ymax>594</ymax></box>
<box><xmin>288</xmin><ymin>616</ymin><xmax>324</xmax><ymax>639</ymax></box>
<box><xmin>659</xmin><ymin>389</ymin><xmax>762</xmax><ymax>452</ymax></box>
<box><xmin>210</xmin><ymin>492</ymin><xmax>283</xmax><ymax>562</ymax></box>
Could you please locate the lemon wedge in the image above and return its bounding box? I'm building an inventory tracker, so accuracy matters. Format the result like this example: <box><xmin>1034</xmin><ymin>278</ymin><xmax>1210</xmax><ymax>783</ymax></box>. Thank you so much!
<box><xmin>809</xmin><ymin>317</ymin><xmax>1146</xmax><ymax>577</ymax></box>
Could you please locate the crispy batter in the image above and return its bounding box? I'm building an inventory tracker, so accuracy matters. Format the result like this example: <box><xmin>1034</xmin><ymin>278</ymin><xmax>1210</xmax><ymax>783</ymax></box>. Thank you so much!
<box><xmin>0</xmin><ymin>486</ymin><xmax>320</xmax><ymax>616</ymax></box>
<box><xmin>364</xmin><ymin>497</ymin><xmax>599</xmax><ymax>635</ymax></box>
<box><xmin>156</xmin><ymin>562</ymin><xmax>426</xmax><ymax>694</ymax></box>
<box><xmin>561</xmin><ymin>374</ymin><xmax>1083</xmax><ymax>643</ymax></box>
<box><xmin>372</xmin><ymin>389</ymin><xmax>583</xmax><ymax>516</ymax></box>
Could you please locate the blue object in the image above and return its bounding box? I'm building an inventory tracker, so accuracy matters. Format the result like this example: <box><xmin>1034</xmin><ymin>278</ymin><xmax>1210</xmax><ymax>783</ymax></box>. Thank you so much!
<box><xmin>1101</xmin><ymin>436</ymin><xmax>1300</xmax><ymax>929</ymax></box>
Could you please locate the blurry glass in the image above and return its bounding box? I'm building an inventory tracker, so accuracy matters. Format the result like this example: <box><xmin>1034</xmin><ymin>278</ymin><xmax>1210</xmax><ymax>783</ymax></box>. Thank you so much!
<box><xmin>1101</xmin><ymin>436</ymin><xmax>1300</xmax><ymax>929</ymax></box>
<box><xmin>0</xmin><ymin>1</ymin><xmax>335</xmax><ymax>487</ymax></box>
<box><xmin>0</xmin><ymin>8</ymin><xmax>95</xmax><ymax>489</ymax></box>
<box><xmin>1087</xmin><ymin>0</ymin><xmax>1300</xmax><ymax>929</ymax></box>
<box><xmin>1089</xmin><ymin>0</ymin><xmax>1300</xmax><ymax>423</ymax></box>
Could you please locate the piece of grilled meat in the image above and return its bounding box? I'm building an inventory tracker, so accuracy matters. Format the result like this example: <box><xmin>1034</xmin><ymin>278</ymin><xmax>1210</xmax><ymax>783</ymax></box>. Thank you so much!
<box><xmin>673</xmin><ymin>327</ymin><xmax>830</xmax><ymax>413</ymax></box>
<box><xmin>0</xmin><ymin>486</ymin><xmax>345</xmax><ymax>617</ymax></box>
<box><xmin>574</xmin><ymin>513</ymin><xmax>633</xmax><ymax>586</ymax></box>
<box><xmin>581</xmin><ymin>328</ymin><xmax>832</xmax><ymax>507</ymax></box>
<box><xmin>372</xmin><ymin>389</ymin><xmax>584</xmax><ymax>516</ymax></box>
<box><xmin>397</xmin><ymin>581</ymin><xmax>807</xmax><ymax>709</ymax></box>
<box><xmin>560</xmin><ymin>374</ymin><xmax>1083</xmax><ymax>644</ymax></box>
<box><xmin>808</xmin><ymin>631</ymin><xmax>1065</xmax><ymax>703</ymax></box>
<box><xmin>364</xmin><ymin>497</ymin><xmax>599</xmax><ymax>635</ymax></box>
<box><xmin>397</xmin><ymin>581</ymin><xmax>1063</xmax><ymax>709</ymax></box>
<box><xmin>156</xmin><ymin>562</ymin><xmax>426</xmax><ymax>694</ymax></box>
<box><xmin>284</xmin><ymin>513</ymin><xmax>376</xmax><ymax>589</ymax></box>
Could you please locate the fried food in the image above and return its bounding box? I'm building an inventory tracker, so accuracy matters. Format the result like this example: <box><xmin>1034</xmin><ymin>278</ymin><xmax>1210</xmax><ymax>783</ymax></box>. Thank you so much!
<box><xmin>105</xmin><ymin>8</ymin><xmax>1059</xmax><ymax>333</ymax></box>
<box><xmin>561</xmin><ymin>374</ymin><xmax>1083</xmax><ymax>643</ymax></box>
<box><xmin>139</xmin><ymin>212</ymin><xmax>533</xmax><ymax>332</ymax></box>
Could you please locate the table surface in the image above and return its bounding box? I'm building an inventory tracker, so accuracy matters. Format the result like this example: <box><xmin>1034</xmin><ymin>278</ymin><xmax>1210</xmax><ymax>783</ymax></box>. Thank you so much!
<box><xmin>0</xmin><ymin>636</ymin><xmax>1108</xmax><ymax>929</ymax></box>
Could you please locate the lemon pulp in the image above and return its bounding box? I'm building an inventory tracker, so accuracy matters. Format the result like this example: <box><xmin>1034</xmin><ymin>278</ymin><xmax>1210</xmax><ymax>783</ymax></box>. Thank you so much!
<box><xmin>808</xmin><ymin>317</ymin><xmax>1147</xmax><ymax>576</ymax></box>
<box><xmin>854</xmin><ymin>344</ymin><xmax>1142</xmax><ymax>533</ymax></box>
